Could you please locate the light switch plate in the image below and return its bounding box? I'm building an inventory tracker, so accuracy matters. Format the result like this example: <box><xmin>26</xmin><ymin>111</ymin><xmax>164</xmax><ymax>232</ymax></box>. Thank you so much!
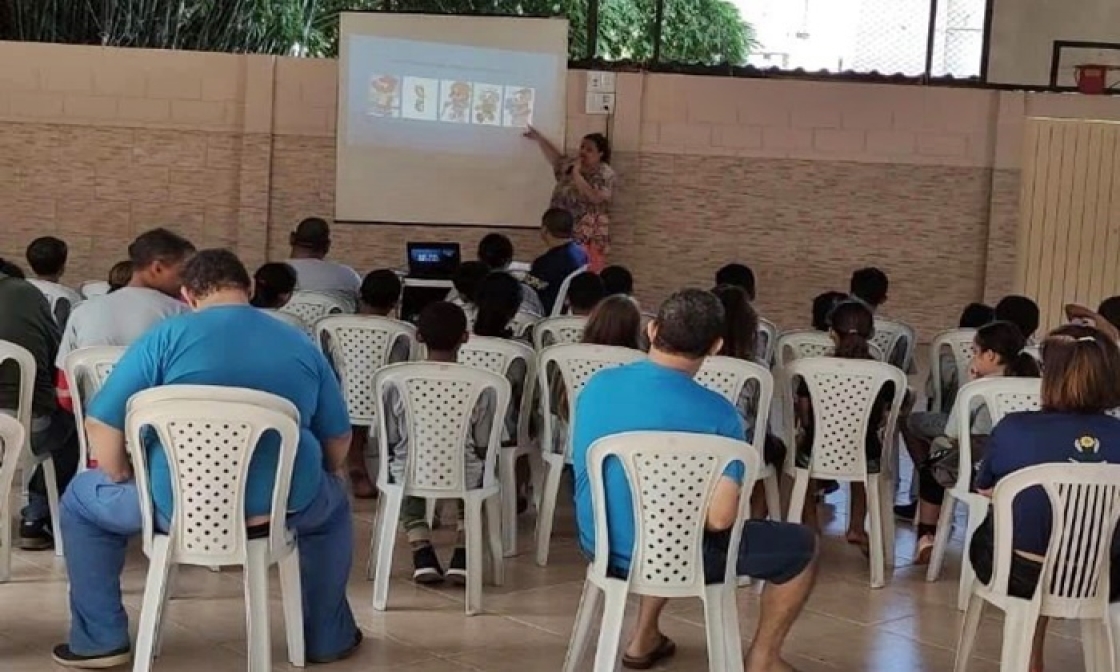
<box><xmin>586</xmin><ymin>71</ymin><xmax>617</xmax><ymax>93</ymax></box>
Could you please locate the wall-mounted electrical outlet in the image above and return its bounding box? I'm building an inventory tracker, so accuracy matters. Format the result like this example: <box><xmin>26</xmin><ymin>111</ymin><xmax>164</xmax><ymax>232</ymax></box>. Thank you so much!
<box><xmin>585</xmin><ymin>92</ymin><xmax>616</xmax><ymax>115</ymax></box>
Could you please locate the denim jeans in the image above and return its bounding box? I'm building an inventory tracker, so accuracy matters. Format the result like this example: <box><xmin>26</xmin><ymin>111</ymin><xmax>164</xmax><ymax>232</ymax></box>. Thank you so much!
<box><xmin>60</xmin><ymin>469</ymin><xmax>358</xmax><ymax>659</ymax></box>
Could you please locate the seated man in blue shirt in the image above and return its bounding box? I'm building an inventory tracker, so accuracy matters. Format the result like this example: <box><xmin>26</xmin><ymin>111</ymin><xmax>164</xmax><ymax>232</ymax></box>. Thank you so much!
<box><xmin>527</xmin><ymin>208</ymin><xmax>589</xmax><ymax>314</ymax></box>
<box><xmin>573</xmin><ymin>289</ymin><xmax>818</xmax><ymax>672</ymax></box>
<box><xmin>52</xmin><ymin>250</ymin><xmax>361</xmax><ymax>669</ymax></box>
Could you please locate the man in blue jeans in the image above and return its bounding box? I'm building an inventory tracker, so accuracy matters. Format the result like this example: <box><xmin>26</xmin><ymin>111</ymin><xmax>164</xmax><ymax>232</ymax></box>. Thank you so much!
<box><xmin>573</xmin><ymin>289</ymin><xmax>819</xmax><ymax>672</ymax></box>
<box><xmin>53</xmin><ymin>249</ymin><xmax>361</xmax><ymax>668</ymax></box>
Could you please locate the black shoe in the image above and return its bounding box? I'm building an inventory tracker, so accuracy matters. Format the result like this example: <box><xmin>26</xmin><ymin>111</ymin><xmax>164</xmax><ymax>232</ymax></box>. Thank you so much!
<box><xmin>412</xmin><ymin>544</ymin><xmax>444</xmax><ymax>584</ymax></box>
<box><xmin>307</xmin><ymin>629</ymin><xmax>363</xmax><ymax>665</ymax></box>
<box><xmin>894</xmin><ymin>502</ymin><xmax>918</xmax><ymax>521</ymax></box>
<box><xmin>51</xmin><ymin>643</ymin><xmax>131</xmax><ymax>668</ymax></box>
<box><xmin>446</xmin><ymin>547</ymin><xmax>467</xmax><ymax>586</ymax></box>
<box><xmin>20</xmin><ymin>518</ymin><xmax>54</xmax><ymax>551</ymax></box>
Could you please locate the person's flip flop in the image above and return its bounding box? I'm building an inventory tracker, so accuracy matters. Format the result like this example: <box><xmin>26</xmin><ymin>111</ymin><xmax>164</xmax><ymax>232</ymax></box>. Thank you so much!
<box><xmin>621</xmin><ymin>635</ymin><xmax>677</xmax><ymax>670</ymax></box>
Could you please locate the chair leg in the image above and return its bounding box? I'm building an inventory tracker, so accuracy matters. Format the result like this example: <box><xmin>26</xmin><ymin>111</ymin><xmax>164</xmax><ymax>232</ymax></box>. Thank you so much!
<box><xmin>41</xmin><ymin>458</ymin><xmax>63</xmax><ymax>557</ymax></box>
<box><xmin>371</xmin><ymin>492</ymin><xmax>403</xmax><ymax>610</ymax></box>
<box><xmin>702</xmin><ymin>591</ymin><xmax>728</xmax><ymax>672</ymax></box>
<box><xmin>866</xmin><ymin>475</ymin><xmax>886</xmax><ymax>589</ymax></box>
<box><xmin>926</xmin><ymin>492</ymin><xmax>957</xmax><ymax>582</ymax></box>
<box><xmin>484</xmin><ymin>495</ymin><xmax>505</xmax><ymax>587</ymax></box>
<box><xmin>593</xmin><ymin>586</ymin><xmax>628</xmax><ymax>672</ymax></box>
<box><xmin>0</xmin><ymin>500</ymin><xmax>11</xmax><ymax>584</ymax></box>
<box><xmin>134</xmin><ymin>542</ymin><xmax>174</xmax><ymax>672</ymax></box>
<box><xmin>763</xmin><ymin>471</ymin><xmax>782</xmax><ymax>522</ymax></box>
<box><xmin>786</xmin><ymin>472</ymin><xmax>810</xmax><ymax>524</ymax></box>
<box><xmin>999</xmin><ymin>608</ymin><xmax>1038</xmax><ymax>672</ymax></box>
<box><xmin>279</xmin><ymin>549</ymin><xmax>306</xmax><ymax>667</ymax></box>
<box><xmin>722</xmin><ymin>587</ymin><xmax>745</xmax><ymax>672</ymax></box>
<box><xmin>499</xmin><ymin>448</ymin><xmax>519</xmax><ymax>557</ymax></box>
<box><xmin>154</xmin><ymin>564</ymin><xmax>181</xmax><ymax>657</ymax></box>
<box><xmin>245</xmin><ymin>544</ymin><xmax>273</xmax><ymax>672</ymax></box>
<box><xmin>957</xmin><ymin>506</ymin><xmax>987</xmax><ymax>612</ymax></box>
<box><xmin>465</xmin><ymin>497</ymin><xmax>485</xmax><ymax>616</ymax></box>
<box><xmin>952</xmin><ymin>593</ymin><xmax>983</xmax><ymax>672</ymax></box>
<box><xmin>534</xmin><ymin>458</ymin><xmax>564</xmax><ymax>567</ymax></box>
<box><xmin>563</xmin><ymin>579</ymin><xmax>602</xmax><ymax>672</ymax></box>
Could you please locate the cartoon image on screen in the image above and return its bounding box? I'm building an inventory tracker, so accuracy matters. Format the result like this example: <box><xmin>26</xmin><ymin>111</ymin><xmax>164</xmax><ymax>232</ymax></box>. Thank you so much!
<box><xmin>472</xmin><ymin>83</ymin><xmax>503</xmax><ymax>126</ymax></box>
<box><xmin>440</xmin><ymin>81</ymin><xmax>473</xmax><ymax>123</ymax></box>
<box><xmin>367</xmin><ymin>74</ymin><xmax>401</xmax><ymax>117</ymax></box>
<box><xmin>502</xmin><ymin>86</ymin><xmax>535</xmax><ymax>127</ymax></box>
<box><xmin>401</xmin><ymin>77</ymin><xmax>438</xmax><ymax>121</ymax></box>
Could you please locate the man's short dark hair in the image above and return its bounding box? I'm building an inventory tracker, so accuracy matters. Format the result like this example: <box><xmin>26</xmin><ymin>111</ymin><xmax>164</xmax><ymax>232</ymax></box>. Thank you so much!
<box><xmin>478</xmin><ymin>233</ymin><xmax>514</xmax><ymax>270</ymax></box>
<box><xmin>850</xmin><ymin>267</ymin><xmax>889</xmax><ymax>307</ymax></box>
<box><xmin>959</xmin><ymin>302</ymin><xmax>995</xmax><ymax>329</ymax></box>
<box><xmin>600</xmin><ymin>265</ymin><xmax>633</xmax><ymax>296</ymax></box>
<box><xmin>26</xmin><ymin>236</ymin><xmax>68</xmax><ymax>277</ymax></box>
<box><xmin>360</xmin><ymin>269</ymin><xmax>403</xmax><ymax>310</ymax></box>
<box><xmin>652</xmin><ymin>289</ymin><xmax>726</xmax><ymax>359</ymax></box>
<box><xmin>995</xmin><ymin>295</ymin><xmax>1041</xmax><ymax>340</ymax></box>
<box><xmin>453</xmin><ymin>261</ymin><xmax>489</xmax><ymax>303</ymax></box>
<box><xmin>290</xmin><ymin>217</ymin><xmax>331</xmax><ymax>253</ymax></box>
<box><xmin>567</xmin><ymin>272</ymin><xmax>605</xmax><ymax>313</ymax></box>
<box><xmin>811</xmin><ymin>291</ymin><xmax>848</xmax><ymax>331</ymax></box>
<box><xmin>541</xmin><ymin>208</ymin><xmax>574</xmax><ymax>239</ymax></box>
<box><xmin>418</xmin><ymin>301</ymin><xmax>468</xmax><ymax>351</ymax></box>
<box><xmin>1097</xmin><ymin>296</ymin><xmax>1120</xmax><ymax>331</ymax></box>
<box><xmin>128</xmin><ymin>228</ymin><xmax>195</xmax><ymax>269</ymax></box>
<box><xmin>0</xmin><ymin>258</ymin><xmax>25</xmax><ymax>279</ymax></box>
<box><xmin>715</xmin><ymin>263</ymin><xmax>755</xmax><ymax>301</ymax></box>
<box><xmin>180</xmin><ymin>249</ymin><xmax>250</xmax><ymax>297</ymax></box>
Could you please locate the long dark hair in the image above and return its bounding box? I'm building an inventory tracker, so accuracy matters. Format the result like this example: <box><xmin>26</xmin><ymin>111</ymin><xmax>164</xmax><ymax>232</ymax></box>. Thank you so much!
<box><xmin>583</xmin><ymin>133</ymin><xmax>611</xmax><ymax>164</ymax></box>
<box><xmin>711</xmin><ymin>284</ymin><xmax>758</xmax><ymax>361</ymax></box>
<box><xmin>975</xmin><ymin>320</ymin><xmax>1041</xmax><ymax>377</ymax></box>
<box><xmin>473</xmin><ymin>271</ymin><xmax>522</xmax><ymax>338</ymax></box>
<box><xmin>829</xmin><ymin>301</ymin><xmax>875</xmax><ymax>360</ymax></box>
<box><xmin>583</xmin><ymin>295</ymin><xmax>641</xmax><ymax>349</ymax></box>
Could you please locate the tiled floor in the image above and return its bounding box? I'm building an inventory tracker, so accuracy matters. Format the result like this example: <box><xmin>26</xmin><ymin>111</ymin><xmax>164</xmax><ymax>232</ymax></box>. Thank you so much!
<box><xmin>0</xmin><ymin>485</ymin><xmax>1091</xmax><ymax>672</ymax></box>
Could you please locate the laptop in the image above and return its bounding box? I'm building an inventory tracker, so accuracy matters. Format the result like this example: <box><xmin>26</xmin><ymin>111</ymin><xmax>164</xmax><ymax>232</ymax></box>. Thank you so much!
<box><xmin>406</xmin><ymin>242</ymin><xmax>461</xmax><ymax>280</ymax></box>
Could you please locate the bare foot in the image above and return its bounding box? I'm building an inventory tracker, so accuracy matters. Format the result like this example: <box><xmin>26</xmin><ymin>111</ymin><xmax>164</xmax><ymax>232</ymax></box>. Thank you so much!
<box><xmin>746</xmin><ymin>651</ymin><xmax>800</xmax><ymax>672</ymax></box>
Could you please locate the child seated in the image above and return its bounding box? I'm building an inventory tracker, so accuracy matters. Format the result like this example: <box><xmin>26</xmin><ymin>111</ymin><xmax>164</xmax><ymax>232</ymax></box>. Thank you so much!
<box><xmin>359</xmin><ymin>269</ymin><xmax>402</xmax><ymax>317</ymax></box>
<box><xmin>380</xmin><ymin>302</ymin><xmax>498</xmax><ymax>584</ymax></box>
<box><xmin>599</xmin><ymin>265</ymin><xmax>634</xmax><ymax>299</ymax></box>
<box><xmin>924</xmin><ymin>302</ymin><xmax>995</xmax><ymax>415</ymax></box>
<box><xmin>715</xmin><ymin>263</ymin><xmax>756</xmax><ymax>301</ymax></box>
<box><xmin>107</xmin><ymin>260</ymin><xmax>132</xmax><ymax>293</ymax></box>
<box><xmin>566</xmin><ymin>272</ymin><xmax>605</xmax><ymax>316</ymax></box>
<box><xmin>250</xmin><ymin>262</ymin><xmax>297</xmax><ymax>310</ymax></box>
<box><xmin>449</xmin><ymin>261</ymin><xmax>489</xmax><ymax>321</ymax></box>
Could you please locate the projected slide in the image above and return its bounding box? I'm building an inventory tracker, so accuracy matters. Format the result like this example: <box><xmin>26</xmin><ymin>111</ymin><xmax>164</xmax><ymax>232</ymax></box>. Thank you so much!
<box><xmin>345</xmin><ymin>37</ymin><xmax>560</xmax><ymax>156</ymax></box>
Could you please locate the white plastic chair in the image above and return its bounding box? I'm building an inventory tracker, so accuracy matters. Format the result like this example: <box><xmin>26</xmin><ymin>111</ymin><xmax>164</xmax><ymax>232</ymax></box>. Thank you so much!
<box><xmin>27</xmin><ymin>279</ymin><xmax>83</xmax><ymax>326</ymax></box>
<box><xmin>280</xmin><ymin>291</ymin><xmax>351</xmax><ymax>326</ymax></box>
<box><xmin>368</xmin><ymin>363</ymin><xmax>511</xmax><ymax>615</ymax></box>
<box><xmin>0</xmin><ymin>414</ymin><xmax>26</xmax><ymax>582</ymax></box>
<box><xmin>64</xmin><ymin>346</ymin><xmax>126</xmax><ymax>471</ymax></box>
<box><xmin>263</xmin><ymin>308</ymin><xmax>311</xmax><ymax>335</ymax></box>
<box><xmin>80</xmin><ymin>280</ymin><xmax>111</xmax><ymax>299</ymax></box>
<box><xmin>928</xmin><ymin>329</ymin><xmax>977</xmax><ymax>414</ymax></box>
<box><xmin>696</xmin><ymin>356</ymin><xmax>781</xmax><ymax>521</ymax></box>
<box><xmin>511</xmin><ymin>310</ymin><xmax>542</xmax><ymax>340</ymax></box>
<box><xmin>784</xmin><ymin>357</ymin><xmax>907</xmax><ymax>588</ymax></box>
<box><xmin>125</xmin><ymin>386</ymin><xmax>304</xmax><ymax>671</ymax></box>
<box><xmin>550</xmin><ymin>265</ymin><xmax>590</xmax><ymax>317</ymax></box>
<box><xmin>535</xmin><ymin>344</ymin><xmax>646</xmax><ymax>567</ymax></box>
<box><xmin>954</xmin><ymin>463</ymin><xmax>1120</xmax><ymax>672</ymax></box>
<box><xmin>926</xmin><ymin>377</ymin><xmax>1041</xmax><ymax>610</ymax></box>
<box><xmin>533</xmin><ymin>316</ymin><xmax>589</xmax><ymax>351</ymax></box>
<box><xmin>872</xmin><ymin>318</ymin><xmax>916</xmax><ymax>371</ymax></box>
<box><xmin>0</xmin><ymin>340</ymin><xmax>64</xmax><ymax>559</ymax></box>
<box><xmin>457</xmin><ymin>336</ymin><xmax>537</xmax><ymax>556</ymax></box>
<box><xmin>314</xmin><ymin>316</ymin><xmax>417</xmax><ymax>428</ymax></box>
<box><xmin>563</xmin><ymin>432</ymin><xmax>759</xmax><ymax>672</ymax></box>
<box><xmin>758</xmin><ymin>318</ymin><xmax>778</xmax><ymax>364</ymax></box>
<box><xmin>774</xmin><ymin>330</ymin><xmax>886</xmax><ymax>369</ymax></box>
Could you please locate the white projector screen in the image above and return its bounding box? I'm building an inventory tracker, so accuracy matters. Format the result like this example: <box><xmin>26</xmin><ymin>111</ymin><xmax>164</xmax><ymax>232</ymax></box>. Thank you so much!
<box><xmin>336</xmin><ymin>12</ymin><xmax>569</xmax><ymax>227</ymax></box>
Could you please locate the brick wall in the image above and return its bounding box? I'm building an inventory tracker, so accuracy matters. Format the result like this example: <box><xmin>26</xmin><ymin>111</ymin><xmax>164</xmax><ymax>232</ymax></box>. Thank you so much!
<box><xmin>6</xmin><ymin>41</ymin><xmax>1120</xmax><ymax>338</ymax></box>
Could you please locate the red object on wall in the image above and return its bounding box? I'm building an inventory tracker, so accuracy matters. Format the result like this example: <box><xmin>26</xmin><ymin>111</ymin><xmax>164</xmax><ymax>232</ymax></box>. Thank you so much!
<box><xmin>1075</xmin><ymin>64</ymin><xmax>1109</xmax><ymax>94</ymax></box>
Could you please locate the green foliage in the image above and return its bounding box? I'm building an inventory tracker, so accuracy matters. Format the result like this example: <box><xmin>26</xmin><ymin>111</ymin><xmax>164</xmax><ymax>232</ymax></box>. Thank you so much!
<box><xmin>0</xmin><ymin>0</ymin><xmax>753</xmax><ymax>64</ymax></box>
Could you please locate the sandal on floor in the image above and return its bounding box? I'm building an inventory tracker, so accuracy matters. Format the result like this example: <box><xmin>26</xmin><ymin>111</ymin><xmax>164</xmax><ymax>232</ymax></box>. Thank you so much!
<box><xmin>621</xmin><ymin>635</ymin><xmax>677</xmax><ymax>670</ymax></box>
<box><xmin>914</xmin><ymin>535</ymin><xmax>935</xmax><ymax>565</ymax></box>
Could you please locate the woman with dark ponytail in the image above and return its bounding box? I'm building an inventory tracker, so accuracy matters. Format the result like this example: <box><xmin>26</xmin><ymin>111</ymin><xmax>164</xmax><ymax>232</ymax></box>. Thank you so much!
<box><xmin>909</xmin><ymin>320</ymin><xmax>1040</xmax><ymax>563</ymax></box>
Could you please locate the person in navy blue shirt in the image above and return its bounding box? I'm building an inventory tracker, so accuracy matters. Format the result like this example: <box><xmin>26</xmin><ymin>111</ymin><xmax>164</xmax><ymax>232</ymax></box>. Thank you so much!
<box><xmin>970</xmin><ymin>324</ymin><xmax>1120</xmax><ymax>672</ymax></box>
<box><xmin>573</xmin><ymin>289</ymin><xmax>818</xmax><ymax>672</ymax></box>
<box><xmin>52</xmin><ymin>250</ymin><xmax>361</xmax><ymax>668</ymax></box>
<box><xmin>526</xmin><ymin>208</ymin><xmax>589</xmax><ymax>314</ymax></box>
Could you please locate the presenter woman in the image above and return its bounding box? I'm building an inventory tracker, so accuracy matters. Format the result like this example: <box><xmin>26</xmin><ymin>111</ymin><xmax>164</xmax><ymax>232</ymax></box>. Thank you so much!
<box><xmin>525</xmin><ymin>127</ymin><xmax>615</xmax><ymax>271</ymax></box>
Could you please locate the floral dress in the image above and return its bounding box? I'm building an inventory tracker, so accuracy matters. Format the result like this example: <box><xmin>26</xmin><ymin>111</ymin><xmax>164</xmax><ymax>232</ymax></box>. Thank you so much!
<box><xmin>550</xmin><ymin>161</ymin><xmax>616</xmax><ymax>271</ymax></box>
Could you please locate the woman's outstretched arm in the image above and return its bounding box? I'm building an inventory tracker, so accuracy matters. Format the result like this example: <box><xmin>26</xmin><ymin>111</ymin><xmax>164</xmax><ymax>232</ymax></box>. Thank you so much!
<box><xmin>524</xmin><ymin>125</ymin><xmax>564</xmax><ymax>169</ymax></box>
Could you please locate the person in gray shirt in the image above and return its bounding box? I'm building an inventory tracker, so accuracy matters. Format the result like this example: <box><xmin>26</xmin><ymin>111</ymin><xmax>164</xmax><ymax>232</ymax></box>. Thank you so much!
<box><xmin>286</xmin><ymin>218</ymin><xmax>362</xmax><ymax>311</ymax></box>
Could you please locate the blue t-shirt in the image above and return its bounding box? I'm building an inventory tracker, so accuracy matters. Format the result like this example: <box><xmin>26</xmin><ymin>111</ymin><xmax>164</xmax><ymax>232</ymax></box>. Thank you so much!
<box><xmin>529</xmin><ymin>241</ymin><xmax>589</xmax><ymax>314</ymax></box>
<box><xmin>572</xmin><ymin>360</ymin><xmax>746</xmax><ymax>571</ymax></box>
<box><xmin>975</xmin><ymin>411</ymin><xmax>1120</xmax><ymax>555</ymax></box>
<box><xmin>88</xmin><ymin>304</ymin><xmax>352</xmax><ymax>519</ymax></box>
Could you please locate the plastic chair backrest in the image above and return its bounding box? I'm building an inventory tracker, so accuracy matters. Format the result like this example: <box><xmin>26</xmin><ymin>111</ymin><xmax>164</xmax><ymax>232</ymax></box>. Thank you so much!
<box><xmin>550</xmin><ymin>265</ymin><xmax>590</xmax><ymax>317</ymax></box>
<box><xmin>586</xmin><ymin>431</ymin><xmax>757</xmax><ymax>594</ymax></box>
<box><xmin>533</xmin><ymin>316</ymin><xmax>589</xmax><ymax>351</ymax></box>
<box><xmin>458</xmin><ymin>335</ymin><xmax>536</xmax><ymax>445</ymax></box>
<box><xmin>65</xmin><ymin>346</ymin><xmax>126</xmax><ymax>467</ymax></box>
<box><xmin>538</xmin><ymin>344</ymin><xmax>646</xmax><ymax>459</ymax></box>
<box><xmin>280</xmin><ymin>291</ymin><xmax>351</xmax><ymax>325</ymax></box>
<box><xmin>0</xmin><ymin>413</ymin><xmax>26</xmax><ymax>488</ymax></box>
<box><xmin>696</xmin><ymin>356</ymin><xmax>774</xmax><ymax>439</ymax></box>
<box><xmin>872</xmin><ymin>318</ymin><xmax>916</xmax><ymax>371</ymax></box>
<box><xmin>80</xmin><ymin>281</ymin><xmax>111</xmax><ymax>299</ymax></box>
<box><xmin>951</xmin><ymin>377</ymin><xmax>1041</xmax><ymax>492</ymax></box>
<box><xmin>373</xmin><ymin>362</ymin><xmax>511</xmax><ymax>494</ymax></box>
<box><xmin>511</xmin><ymin>311</ymin><xmax>542</xmax><ymax>339</ymax></box>
<box><xmin>0</xmin><ymin>341</ymin><xmax>35</xmax><ymax>446</ymax></box>
<box><xmin>988</xmin><ymin>463</ymin><xmax>1120</xmax><ymax>618</ymax></box>
<box><xmin>263</xmin><ymin>308</ymin><xmax>311</xmax><ymax>335</ymax></box>
<box><xmin>125</xmin><ymin>386</ymin><xmax>300</xmax><ymax>566</ymax></box>
<box><xmin>774</xmin><ymin>330</ymin><xmax>885</xmax><ymax>368</ymax></box>
<box><xmin>315</xmin><ymin>316</ymin><xmax>417</xmax><ymax>426</ymax></box>
<box><xmin>758</xmin><ymin>319</ymin><xmax>778</xmax><ymax>364</ymax></box>
<box><xmin>929</xmin><ymin>328</ymin><xmax>978</xmax><ymax>413</ymax></box>
<box><xmin>786</xmin><ymin>357</ymin><xmax>907</xmax><ymax>479</ymax></box>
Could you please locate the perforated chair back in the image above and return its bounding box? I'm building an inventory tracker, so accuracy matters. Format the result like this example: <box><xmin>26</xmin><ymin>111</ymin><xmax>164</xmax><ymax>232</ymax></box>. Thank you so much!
<box><xmin>533</xmin><ymin>316</ymin><xmax>588</xmax><ymax>351</ymax></box>
<box><xmin>986</xmin><ymin>463</ymin><xmax>1120</xmax><ymax>618</ymax></box>
<box><xmin>550</xmin><ymin>265</ymin><xmax>590</xmax><ymax>317</ymax></box>
<box><xmin>315</xmin><ymin>316</ymin><xmax>417</xmax><ymax>426</ymax></box>
<box><xmin>458</xmin><ymin>336</ymin><xmax>535</xmax><ymax>446</ymax></box>
<box><xmin>785</xmin><ymin>357</ymin><xmax>907</xmax><ymax>480</ymax></box>
<box><xmin>538</xmin><ymin>344</ymin><xmax>645</xmax><ymax>460</ymax></box>
<box><xmin>872</xmin><ymin>318</ymin><xmax>916</xmax><ymax>371</ymax></box>
<box><xmin>0</xmin><ymin>414</ymin><xmax>27</xmax><ymax>581</ymax></box>
<box><xmin>696</xmin><ymin>356</ymin><xmax>774</xmax><ymax>438</ymax></box>
<box><xmin>758</xmin><ymin>319</ymin><xmax>778</xmax><ymax>364</ymax></box>
<box><xmin>125</xmin><ymin>386</ymin><xmax>300</xmax><ymax>567</ymax></box>
<box><xmin>373</xmin><ymin>362</ymin><xmax>511</xmax><ymax>495</ymax></box>
<box><xmin>949</xmin><ymin>377</ymin><xmax>1041</xmax><ymax>493</ymax></box>
<box><xmin>281</xmin><ymin>291</ymin><xmax>350</xmax><ymax>325</ymax></box>
<box><xmin>80</xmin><ymin>281</ymin><xmax>111</xmax><ymax>299</ymax></box>
<box><xmin>0</xmin><ymin>341</ymin><xmax>35</xmax><ymax>444</ymax></box>
<box><xmin>928</xmin><ymin>329</ymin><xmax>977</xmax><ymax>413</ymax></box>
<box><xmin>65</xmin><ymin>346</ymin><xmax>126</xmax><ymax>468</ymax></box>
<box><xmin>774</xmin><ymin>330</ymin><xmax>885</xmax><ymax>368</ymax></box>
<box><xmin>586</xmin><ymin>432</ymin><xmax>758</xmax><ymax>594</ymax></box>
<box><xmin>511</xmin><ymin>311</ymin><xmax>542</xmax><ymax>340</ymax></box>
<box><xmin>263</xmin><ymin>308</ymin><xmax>311</xmax><ymax>335</ymax></box>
